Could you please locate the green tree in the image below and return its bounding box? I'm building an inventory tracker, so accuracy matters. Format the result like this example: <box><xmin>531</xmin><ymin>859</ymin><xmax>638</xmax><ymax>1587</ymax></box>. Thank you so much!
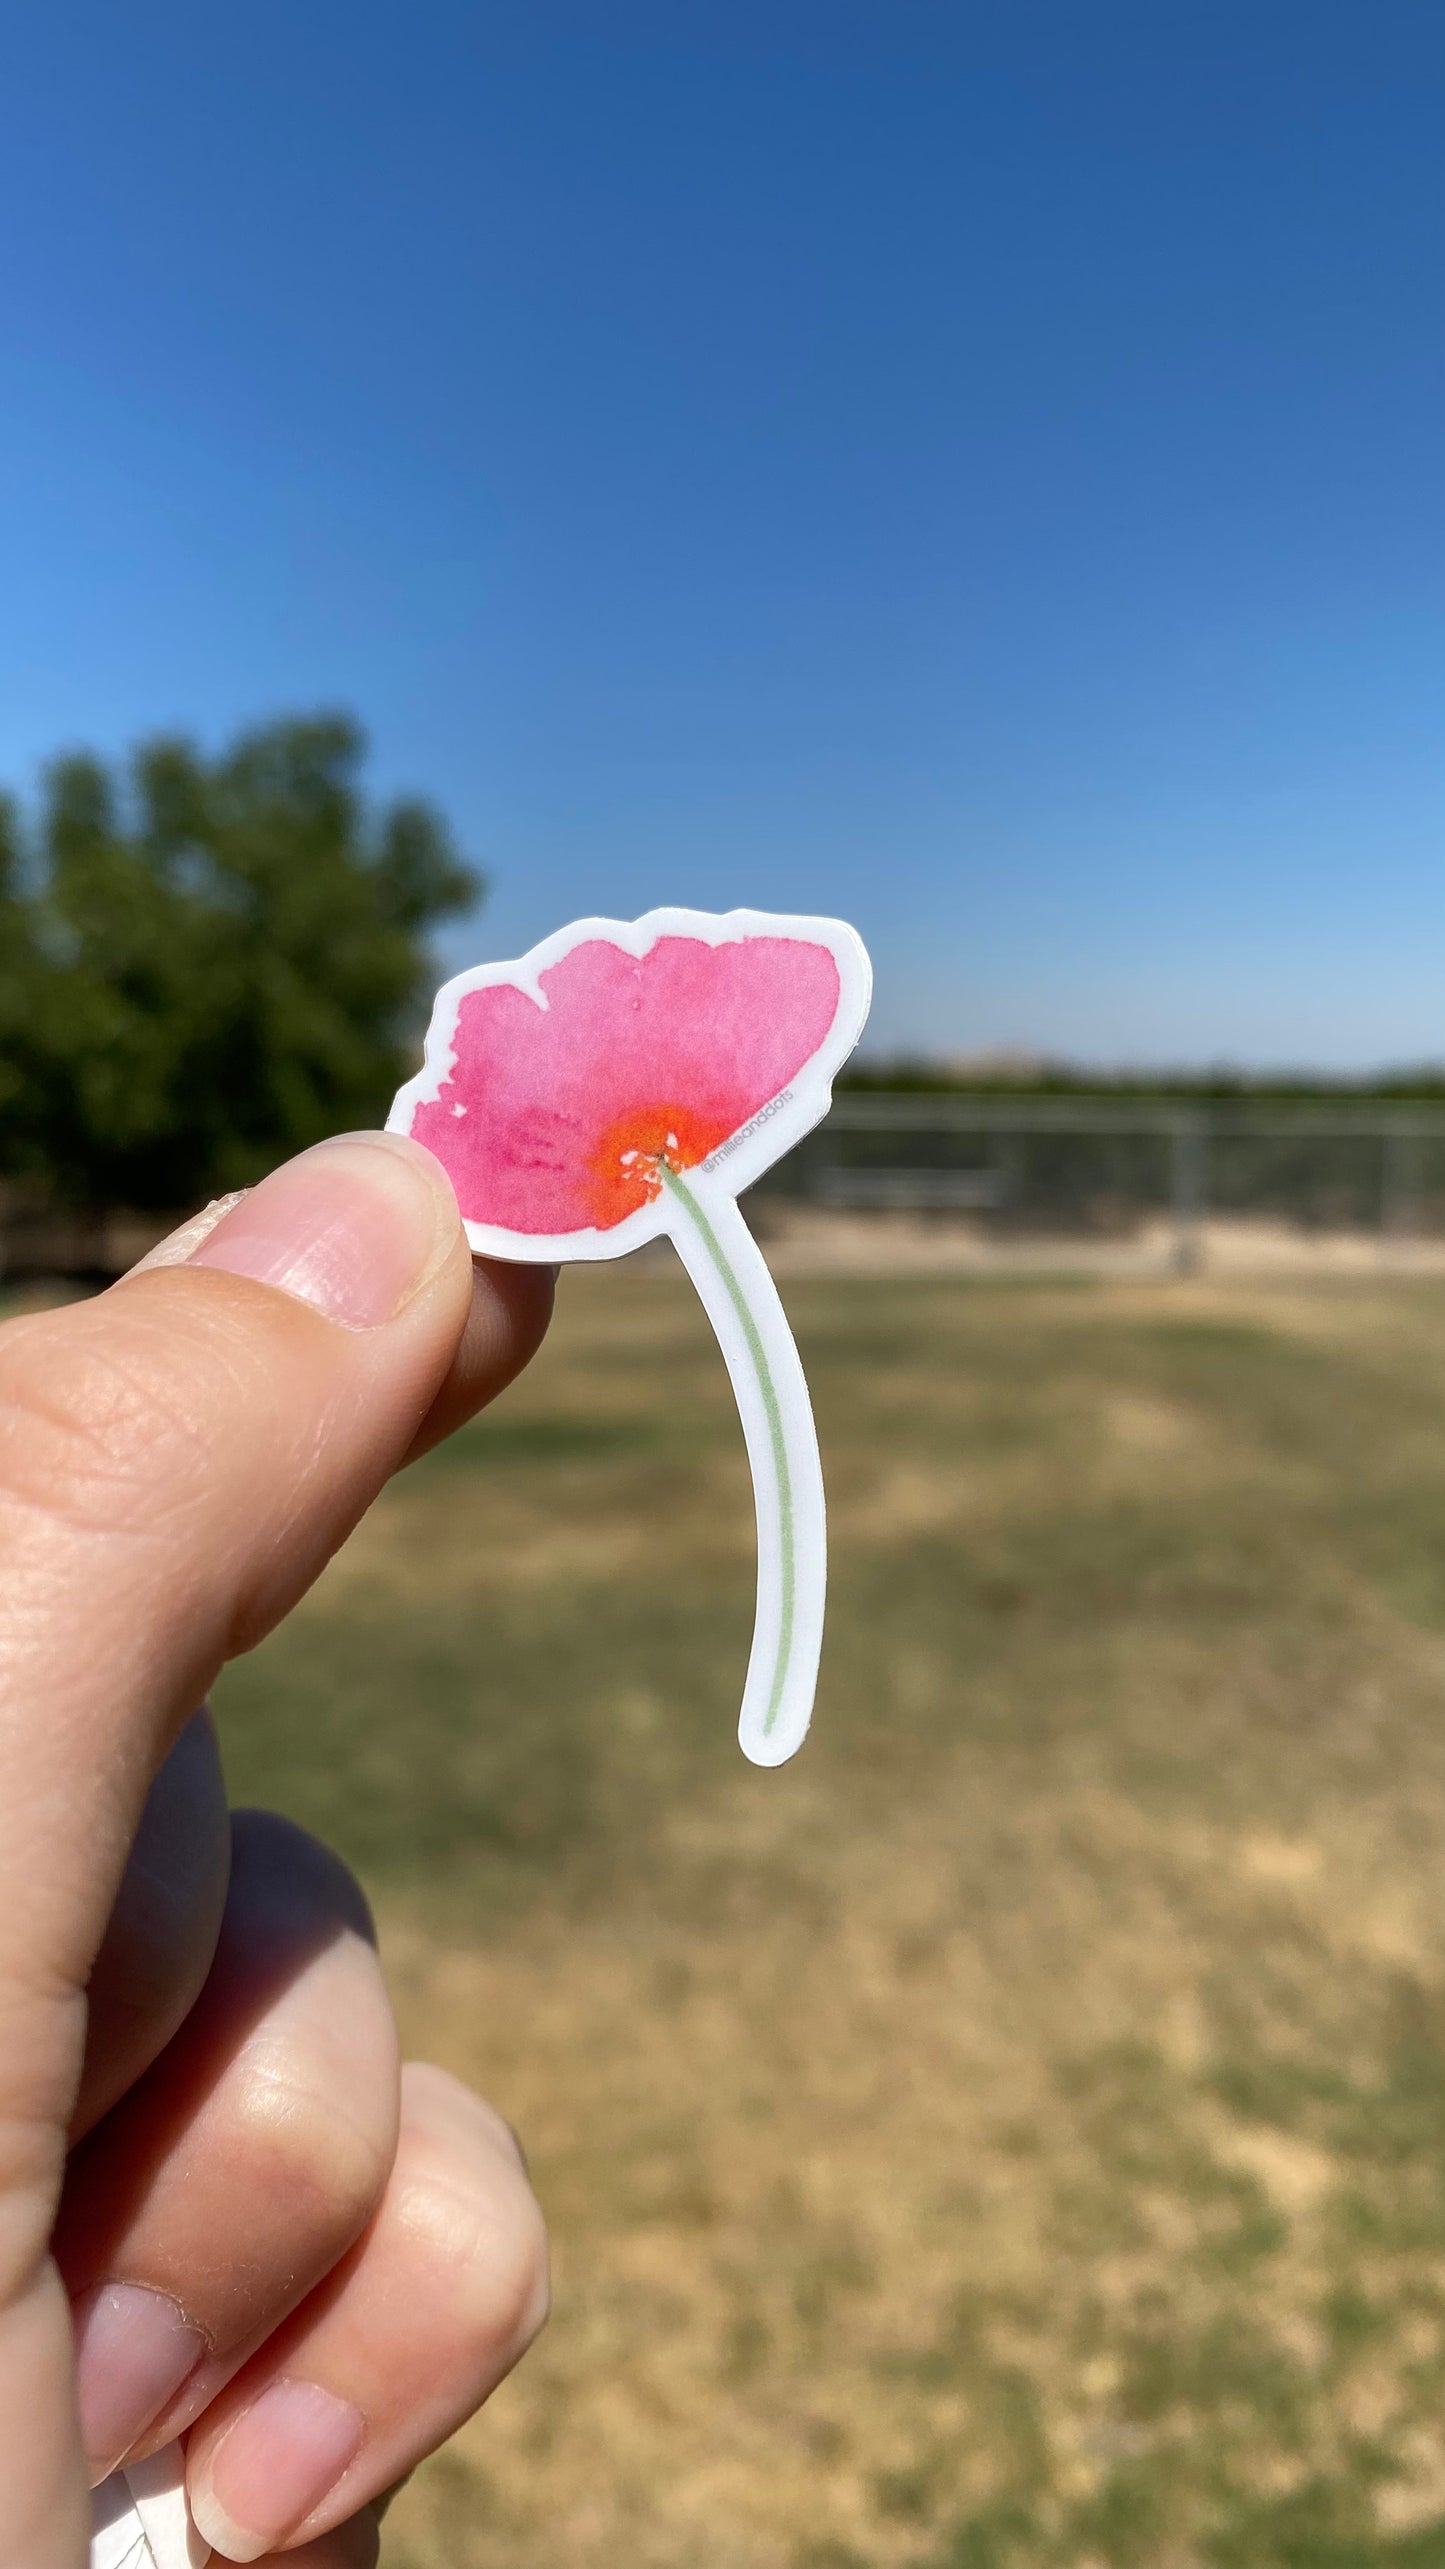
<box><xmin>0</xmin><ymin>714</ymin><xmax>479</xmax><ymax>1212</ymax></box>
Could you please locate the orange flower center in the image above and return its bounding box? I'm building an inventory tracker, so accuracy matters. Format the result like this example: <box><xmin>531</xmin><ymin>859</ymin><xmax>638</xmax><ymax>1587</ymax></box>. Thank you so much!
<box><xmin>586</xmin><ymin>1102</ymin><xmax>737</xmax><ymax>1227</ymax></box>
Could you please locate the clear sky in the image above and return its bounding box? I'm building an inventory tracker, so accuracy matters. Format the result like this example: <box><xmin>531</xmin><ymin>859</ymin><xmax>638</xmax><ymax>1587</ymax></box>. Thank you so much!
<box><xmin>1</xmin><ymin>2</ymin><xmax>1440</xmax><ymax>1065</ymax></box>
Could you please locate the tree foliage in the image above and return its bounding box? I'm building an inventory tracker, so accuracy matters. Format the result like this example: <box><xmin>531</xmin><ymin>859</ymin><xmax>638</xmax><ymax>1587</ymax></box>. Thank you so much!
<box><xmin>0</xmin><ymin>715</ymin><xmax>479</xmax><ymax>1211</ymax></box>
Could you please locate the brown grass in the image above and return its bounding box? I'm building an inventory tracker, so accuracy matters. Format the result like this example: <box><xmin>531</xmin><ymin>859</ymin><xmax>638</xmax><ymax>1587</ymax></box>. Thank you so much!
<box><xmin>216</xmin><ymin>1262</ymin><xmax>1445</xmax><ymax>2567</ymax></box>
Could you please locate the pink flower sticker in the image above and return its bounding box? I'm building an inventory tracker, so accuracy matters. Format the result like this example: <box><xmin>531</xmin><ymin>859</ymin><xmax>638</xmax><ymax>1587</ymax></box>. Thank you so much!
<box><xmin>391</xmin><ymin>909</ymin><xmax>872</xmax><ymax>1769</ymax></box>
<box><xmin>390</xmin><ymin>909</ymin><xmax>870</xmax><ymax>1260</ymax></box>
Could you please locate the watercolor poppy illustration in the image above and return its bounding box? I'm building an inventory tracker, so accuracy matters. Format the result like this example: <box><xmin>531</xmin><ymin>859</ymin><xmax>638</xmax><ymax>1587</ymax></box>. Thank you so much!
<box><xmin>391</xmin><ymin>909</ymin><xmax>872</xmax><ymax>1767</ymax></box>
<box><xmin>391</xmin><ymin>909</ymin><xmax>869</xmax><ymax>1256</ymax></box>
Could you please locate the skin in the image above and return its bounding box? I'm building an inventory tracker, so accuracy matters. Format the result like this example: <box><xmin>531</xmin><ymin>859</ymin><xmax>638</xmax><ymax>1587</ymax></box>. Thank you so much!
<box><xmin>0</xmin><ymin>1133</ymin><xmax>555</xmax><ymax>2565</ymax></box>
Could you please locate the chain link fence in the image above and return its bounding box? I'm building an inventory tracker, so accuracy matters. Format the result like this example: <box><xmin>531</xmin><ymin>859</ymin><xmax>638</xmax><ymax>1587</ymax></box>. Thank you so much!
<box><xmin>752</xmin><ymin>1096</ymin><xmax>1445</xmax><ymax>1272</ymax></box>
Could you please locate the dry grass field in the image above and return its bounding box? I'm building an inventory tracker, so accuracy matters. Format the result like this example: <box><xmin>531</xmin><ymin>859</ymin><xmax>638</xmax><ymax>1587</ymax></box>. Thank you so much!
<box><xmin>213</xmin><ymin>1260</ymin><xmax>1445</xmax><ymax>2569</ymax></box>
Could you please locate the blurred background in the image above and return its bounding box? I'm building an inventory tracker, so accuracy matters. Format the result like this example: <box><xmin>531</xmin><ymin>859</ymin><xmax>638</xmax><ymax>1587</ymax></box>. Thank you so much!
<box><xmin>4</xmin><ymin>5</ymin><xmax>1445</xmax><ymax>2562</ymax></box>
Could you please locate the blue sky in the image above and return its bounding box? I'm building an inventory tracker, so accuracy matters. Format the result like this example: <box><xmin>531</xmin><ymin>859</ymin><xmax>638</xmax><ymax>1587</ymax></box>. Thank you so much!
<box><xmin>1</xmin><ymin>1</ymin><xmax>1440</xmax><ymax>1064</ymax></box>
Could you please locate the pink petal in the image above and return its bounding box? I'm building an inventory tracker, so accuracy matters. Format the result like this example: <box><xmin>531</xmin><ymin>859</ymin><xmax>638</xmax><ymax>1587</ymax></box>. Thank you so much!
<box><xmin>411</xmin><ymin>933</ymin><xmax>842</xmax><ymax>1233</ymax></box>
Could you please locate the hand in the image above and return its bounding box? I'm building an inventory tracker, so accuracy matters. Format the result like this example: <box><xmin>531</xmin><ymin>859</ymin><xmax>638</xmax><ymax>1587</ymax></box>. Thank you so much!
<box><xmin>0</xmin><ymin>1133</ymin><xmax>555</xmax><ymax>2567</ymax></box>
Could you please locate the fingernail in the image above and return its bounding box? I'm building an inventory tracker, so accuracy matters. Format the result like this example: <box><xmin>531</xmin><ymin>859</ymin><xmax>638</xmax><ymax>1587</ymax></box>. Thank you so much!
<box><xmin>127</xmin><ymin>1193</ymin><xmax>248</xmax><ymax>1274</ymax></box>
<box><xmin>187</xmin><ymin>1133</ymin><xmax>457</xmax><ymax>1329</ymax></box>
<box><xmin>189</xmin><ymin>2379</ymin><xmax>364</xmax><ymax>2561</ymax></box>
<box><xmin>73</xmin><ymin>2282</ymin><xmax>205</xmax><ymax>2481</ymax></box>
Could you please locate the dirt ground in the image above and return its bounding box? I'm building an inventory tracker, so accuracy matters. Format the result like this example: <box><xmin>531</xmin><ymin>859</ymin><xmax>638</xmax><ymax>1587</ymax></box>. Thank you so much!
<box><xmin>753</xmin><ymin>1205</ymin><xmax>1445</xmax><ymax>1282</ymax></box>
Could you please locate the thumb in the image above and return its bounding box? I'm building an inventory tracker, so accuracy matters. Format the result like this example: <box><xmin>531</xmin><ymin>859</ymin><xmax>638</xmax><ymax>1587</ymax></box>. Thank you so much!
<box><xmin>0</xmin><ymin>1131</ymin><xmax>487</xmax><ymax>2566</ymax></box>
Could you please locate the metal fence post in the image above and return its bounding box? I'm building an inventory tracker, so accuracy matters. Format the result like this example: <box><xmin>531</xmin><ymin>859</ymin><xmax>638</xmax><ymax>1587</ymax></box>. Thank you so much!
<box><xmin>1170</xmin><ymin>1112</ymin><xmax>1207</xmax><ymax>1276</ymax></box>
<box><xmin>1381</xmin><ymin>1128</ymin><xmax>1420</xmax><ymax>1242</ymax></box>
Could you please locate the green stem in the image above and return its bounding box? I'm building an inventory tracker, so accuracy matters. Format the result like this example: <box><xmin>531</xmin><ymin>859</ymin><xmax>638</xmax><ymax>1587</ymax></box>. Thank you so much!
<box><xmin>661</xmin><ymin>1166</ymin><xmax>795</xmax><ymax>1737</ymax></box>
